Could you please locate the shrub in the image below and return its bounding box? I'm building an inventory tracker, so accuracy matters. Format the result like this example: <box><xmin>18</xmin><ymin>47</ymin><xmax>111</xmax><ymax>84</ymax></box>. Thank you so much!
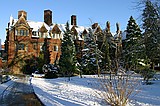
<box><xmin>140</xmin><ymin>66</ymin><xmax>155</xmax><ymax>84</ymax></box>
<box><xmin>45</xmin><ymin>71</ymin><xmax>58</xmax><ymax>79</ymax></box>
<box><xmin>96</xmin><ymin>74</ymin><xmax>140</xmax><ymax>106</ymax></box>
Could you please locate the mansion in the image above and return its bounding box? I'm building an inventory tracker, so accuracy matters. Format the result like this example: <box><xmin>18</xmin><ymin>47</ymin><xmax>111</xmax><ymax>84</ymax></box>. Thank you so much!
<box><xmin>5</xmin><ymin>10</ymin><xmax>122</xmax><ymax>74</ymax></box>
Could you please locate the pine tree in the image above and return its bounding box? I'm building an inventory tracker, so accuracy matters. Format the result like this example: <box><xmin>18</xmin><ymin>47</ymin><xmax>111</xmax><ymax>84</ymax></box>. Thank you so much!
<box><xmin>81</xmin><ymin>28</ymin><xmax>102</xmax><ymax>75</ymax></box>
<box><xmin>123</xmin><ymin>16</ymin><xmax>142</xmax><ymax>70</ymax></box>
<box><xmin>142</xmin><ymin>0</ymin><xmax>160</xmax><ymax>69</ymax></box>
<box><xmin>59</xmin><ymin>22</ymin><xmax>78</xmax><ymax>80</ymax></box>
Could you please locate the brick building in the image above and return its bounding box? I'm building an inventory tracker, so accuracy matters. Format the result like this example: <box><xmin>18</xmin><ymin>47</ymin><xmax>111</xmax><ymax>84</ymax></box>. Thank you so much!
<box><xmin>5</xmin><ymin>10</ymin><xmax>123</xmax><ymax>74</ymax></box>
<box><xmin>5</xmin><ymin>10</ymin><xmax>87</xmax><ymax>74</ymax></box>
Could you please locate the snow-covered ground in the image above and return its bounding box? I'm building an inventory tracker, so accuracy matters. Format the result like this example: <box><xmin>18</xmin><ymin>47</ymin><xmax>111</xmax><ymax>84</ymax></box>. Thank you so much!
<box><xmin>31</xmin><ymin>74</ymin><xmax>160</xmax><ymax>106</ymax></box>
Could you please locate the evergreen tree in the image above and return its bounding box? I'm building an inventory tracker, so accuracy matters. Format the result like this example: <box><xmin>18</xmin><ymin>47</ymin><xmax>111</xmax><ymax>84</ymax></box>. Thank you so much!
<box><xmin>142</xmin><ymin>0</ymin><xmax>160</xmax><ymax>69</ymax></box>
<box><xmin>123</xmin><ymin>16</ymin><xmax>142</xmax><ymax>70</ymax></box>
<box><xmin>59</xmin><ymin>22</ymin><xmax>78</xmax><ymax>80</ymax></box>
<box><xmin>42</xmin><ymin>38</ymin><xmax>51</xmax><ymax>64</ymax></box>
<box><xmin>37</xmin><ymin>51</ymin><xmax>45</xmax><ymax>72</ymax></box>
<box><xmin>81</xmin><ymin>28</ymin><xmax>102</xmax><ymax>75</ymax></box>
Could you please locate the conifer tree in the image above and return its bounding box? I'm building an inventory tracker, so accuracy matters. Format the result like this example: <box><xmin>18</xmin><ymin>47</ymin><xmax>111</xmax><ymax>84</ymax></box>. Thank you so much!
<box><xmin>59</xmin><ymin>22</ymin><xmax>78</xmax><ymax>80</ymax></box>
<box><xmin>123</xmin><ymin>16</ymin><xmax>142</xmax><ymax>70</ymax></box>
<box><xmin>142</xmin><ymin>0</ymin><xmax>160</xmax><ymax>69</ymax></box>
<box><xmin>81</xmin><ymin>28</ymin><xmax>102</xmax><ymax>75</ymax></box>
<box><xmin>42</xmin><ymin>38</ymin><xmax>51</xmax><ymax>64</ymax></box>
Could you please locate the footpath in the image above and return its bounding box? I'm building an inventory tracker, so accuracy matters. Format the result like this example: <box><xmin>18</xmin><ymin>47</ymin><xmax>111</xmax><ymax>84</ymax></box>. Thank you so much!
<box><xmin>0</xmin><ymin>76</ymin><xmax>44</xmax><ymax>106</ymax></box>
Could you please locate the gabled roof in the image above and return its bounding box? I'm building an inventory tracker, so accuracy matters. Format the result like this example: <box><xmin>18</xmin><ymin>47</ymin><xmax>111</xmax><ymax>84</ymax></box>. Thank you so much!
<box><xmin>14</xmin><ymin>15</ymin><xmax>30</xmax><ymax>29</ymax></box>
<box><xmin>28</xmin><ymin>21</ymin><xmax>49</xmax><ymax>32</ymax></box>
<box><xmin>8</xmin><ymin>15</ymin><xmax>102</xmax><ymax>41</ymax></box>
<box><xmin>39</xmin><ymin>23</ymin><xmax>48</xmax><ymax>32</ymax></box>
<box><xmin>51</xmin><ymin>24</ymin><xmax>61</xmax><ymax>34</ymax></box>
<box><xmin>71</xmin><ymin>26</ymin><xmax>78</xmax><ymax>35</ymax></box>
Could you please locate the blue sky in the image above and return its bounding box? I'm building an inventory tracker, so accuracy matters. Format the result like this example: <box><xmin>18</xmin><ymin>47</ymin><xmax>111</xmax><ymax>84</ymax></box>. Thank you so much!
<box><xmin>0</xmin><ymin>0</ymin><xmax>141</xmax><ymax>44</ymax></box>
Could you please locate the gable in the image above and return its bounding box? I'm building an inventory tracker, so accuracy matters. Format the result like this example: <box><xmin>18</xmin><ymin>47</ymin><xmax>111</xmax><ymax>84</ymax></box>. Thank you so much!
<box><xmin>71</xmin><ymin>26</ymin><xmax>78</xmax><ymax>35</ymax></box>
<box><xmin>83</xmin><ymin>29</ymin><xmax>88</xmax><ymax>35</ymax></box>
<box><xmin>51</xmin><ymin>24</ymin><xmax>61</xmax><ymax>34</ymax></box>
<box><xmin>39</xmin><ymin>24</ymin><xmax>48</xmax><ymax>32</ymax></box>
<box><xmin>94</xmin><ymin>26</ymin><xmax>102</xmax><ymax>34</ymax></box>
<box><xmin>14</xmin><ymin>15</ymin><xmax>30</xmax><ymax>29</ymax></box>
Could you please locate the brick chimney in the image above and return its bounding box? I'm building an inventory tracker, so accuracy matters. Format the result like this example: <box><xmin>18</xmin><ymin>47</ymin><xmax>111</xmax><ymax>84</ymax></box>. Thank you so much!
<box><xmin>71</xmin><ymin>15</ymin><xmax>77</xmax><ymax>26</ymax></box>
<box><xmin>44</xmin><ymin>10</ymin><xmax>52</xmax><ymax>26</ymax></box>
<box><xmin>18</xmin><ymin>10</ymin><xmax>27</xmax><ymax>20</ymax></box>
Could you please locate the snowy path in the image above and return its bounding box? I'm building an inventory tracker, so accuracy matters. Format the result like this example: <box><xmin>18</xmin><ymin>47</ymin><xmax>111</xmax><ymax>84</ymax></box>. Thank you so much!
<box><xmin>0</xmin><ymin>76</ymin><xmax>44</xmax><ymax>106</ymax></box>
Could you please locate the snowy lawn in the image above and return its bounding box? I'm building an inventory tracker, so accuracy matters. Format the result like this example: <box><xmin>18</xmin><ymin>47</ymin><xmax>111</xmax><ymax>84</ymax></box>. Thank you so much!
<box><xmin>31</xmin><ymin>75</ymin><xmax>160</xmax><ymax>106</ymax></box>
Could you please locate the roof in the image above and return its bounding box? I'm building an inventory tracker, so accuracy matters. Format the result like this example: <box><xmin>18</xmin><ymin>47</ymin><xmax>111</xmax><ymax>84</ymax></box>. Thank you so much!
<box><xmin>8</xmin><ymin>15</ymin><xmax>125</xmax><ymax>41</ymax></box>
<box><xmin>8</xmin><ymin>15</ymin><xmax>88</xmax><ymax>40</ymax></box>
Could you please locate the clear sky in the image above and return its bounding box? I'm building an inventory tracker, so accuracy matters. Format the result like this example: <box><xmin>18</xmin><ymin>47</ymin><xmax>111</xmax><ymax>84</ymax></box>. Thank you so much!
<box><xmin>0</xmin><ymin>0</ymin><xmax>141</xmax><ymax>44</ymax></box>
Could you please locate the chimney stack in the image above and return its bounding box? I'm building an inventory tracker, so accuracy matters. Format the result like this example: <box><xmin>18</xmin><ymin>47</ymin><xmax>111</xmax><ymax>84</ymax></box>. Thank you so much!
<box><xmin>18</xmin><ymin>10</ymin><xmax>27</xmax><ymax>20</ymax></box>
<box><xmin>44</xmin><ymin>10</ymin><xmax>52</xmax><ymax>26</ymax></box>
<box><xmin>71</xmin><ymin>15</ymin><xmax>77</xmax><ymax>26</ymax></box>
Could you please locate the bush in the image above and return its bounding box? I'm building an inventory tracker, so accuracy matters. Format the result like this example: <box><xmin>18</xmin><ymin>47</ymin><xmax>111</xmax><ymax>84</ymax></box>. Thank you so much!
<box><xmin>140</xmin><ymin>66</ymin><xmax>155</xmax><ymax>84</ymax></box>
<box><xmin>45</xmin><ymin>71</ymin><xmax>58</xmax><ymax>79</ymax></box>
<box><xmin>96</xmin><ymin>74</ymin><xmax>140</xmax><ymax>106</ymax></box>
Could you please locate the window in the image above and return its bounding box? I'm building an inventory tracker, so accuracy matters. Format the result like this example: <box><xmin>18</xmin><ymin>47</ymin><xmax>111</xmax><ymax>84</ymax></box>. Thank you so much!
<box><xmin>0</xmin><ymin>52</ymin><xmax>1</xmax><ymax>57</ymax></box>
<box><xmin>39</xmin><ymin>32</ymin><xmax>44</xmax><ymax>38</ymax></box>
<box><xmin>20</xmin><ymin>30</ymin><xmax>25</xmax><ymax>36</ymax></box>
<box><xmin>15</xmin><ymin>29</ymin><xmax>28</xmax><ymax>36</ymax></box>
<box><xmin>33</xmin><ymin>43</ymin><xmax>37</xmax><ymax>50</ymax></box>
<box><xmin>52</xmin><ymin>33</ymin><xmax>55</xmax><ymax>39</ymax></box>
<box><xmin>25</xmin><ymin>45</ymin><xmax>28</xmax><ymax>51</ymax></box>
<box><xmin>53</xmin><ymin>45</ymin><xmax>58</xmax><ymax>51</ymax></box>
<box><xmin>17</xmin><ymin>43</ymin><xmax>25</xmax><ymax>50</ymax></box>
<box><xmin>40</xmin><ymin>43</ymin><xmax>44</xmax><ymax>51</ymax></box>
<box><xmin>26</xmin><ymin>30</ymin><xmax>28</xmax><ymax>36</ymax></box>
<box><xmin>15</xmin><ymin>30</ymin><xmax>18</xmax><ymax>35</ymax></box>
<box><xmin>32</xmin><ymin>31</ymin><xmax>37</xmax><ymax>36</ymax></box>
<box><xmin>56</xmin><ymin>34</ymin><xmax>59</xmax><ymax>39</ymax></box>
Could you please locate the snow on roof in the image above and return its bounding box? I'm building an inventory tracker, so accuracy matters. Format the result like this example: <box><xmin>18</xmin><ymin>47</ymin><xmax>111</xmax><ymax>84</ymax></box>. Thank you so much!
<box><xmin>28</xmin><ymin>21</ymin><xmax>50</xmax><ymax>31</ymax></box>
<box><xmin>57</xmin><ymin>24</ymin><xmax>66</xmax><ymax>33</ymax></box>
<box><xmin>8</xmin><ymin>17</ymin><xmax>89</xmax><ymax>40</ymax></box>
